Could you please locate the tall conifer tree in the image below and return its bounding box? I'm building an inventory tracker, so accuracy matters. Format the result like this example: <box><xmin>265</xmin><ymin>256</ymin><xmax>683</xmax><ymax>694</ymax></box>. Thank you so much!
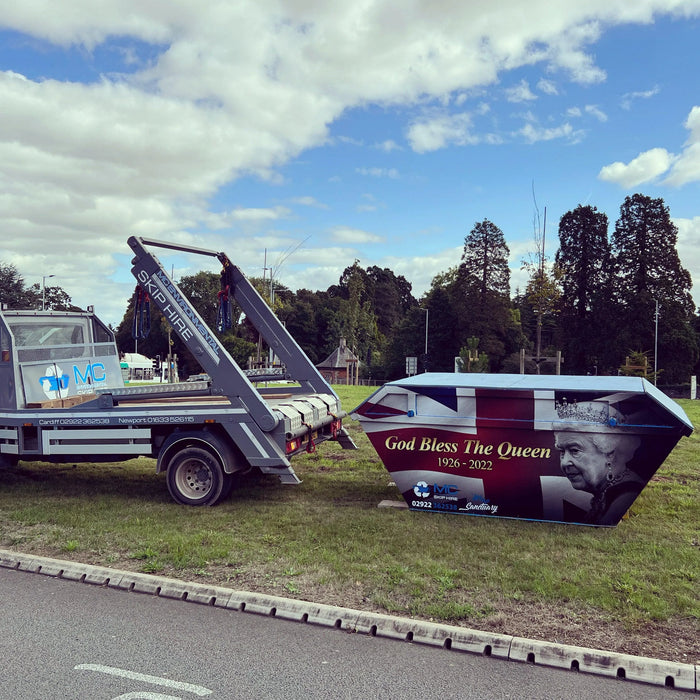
<box><xmin>556</xmin><ymin>205</ymin><xmax>611</xmax><ymax>373</ymax></box>
<box><xmin>612</xmin><ymin>194</ymin><xmax>697</xmax><ymax>381</ymax></box>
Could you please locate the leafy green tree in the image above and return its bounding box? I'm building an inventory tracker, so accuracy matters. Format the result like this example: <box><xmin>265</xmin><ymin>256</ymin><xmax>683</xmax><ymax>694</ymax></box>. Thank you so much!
<box><xmin>365</xmin><ymin>265</ymin><xmax>417</xmax><ymax>338</ymax></box>
<box><xmin>314</xmin><ymin>293</ymin><xmax>347</xmax><ymax>360</ymax></box>
<box><xmin>0</xmin><ymin>264</ymin><xmax>77</xmax><ymax>311</ymax></box>
<box><xmin>611</xmin><ymin>194</ymin><xmax>697</xmax><ymax>382</ymax></box>
<box><xmin>327</xmin><ymin>262</ymin><xmax>390</xmax><ymax>376</ymax></box>
<box><xmin>619</xmin><ymin>349</ymin><xmax>659</xmax><ymax>383</ymax></box>
<box><xmin>23</xmin><ymin>282</ymin><xmax>78</xmax><ymax>311</ymax></box>
<box><xmin>382</xmin><ymin>306</ymin><xmax>429</xmax><ymax>379</ymax></box>
<box><xmin>341</xmin><ymin>264</ymin><xmax>380</xmax><ymax>370</ymax></box>
<box><xmin>32</xmin><ymin>284</ymin><xmax>78</xmax><ymax>311</ymax></box>
<box><xmin>422</xmin><ymin>282</ymin><xmax>461</xmax><ymax>371</ymax></box>
<box><xmin>178</xmin><ymin>271</ymin><xmax>222</xmax><ymax>332</ymax></box>
<box><xmin>456</xmin><ymin>337</ymin><xmax>489</xmax><ymax>373</ymax></box>
<box><xmin>280</xmin><ymin>288</ymin><xmax>323</xmax><ymax>364</ymax></box>
<box><xmin>220</xmin><ymin>333</ymin><xmax>258</xmax><ymax>369</ymax></box>
<box><xmin>0</xmin><ymin>263</ymin><xmax>40</xmax><ymax>309</ymax></box>
<box><xmin>555</xmin><ymin>205</ymin><xmax>611</xmax><ymax>373</ymax></box>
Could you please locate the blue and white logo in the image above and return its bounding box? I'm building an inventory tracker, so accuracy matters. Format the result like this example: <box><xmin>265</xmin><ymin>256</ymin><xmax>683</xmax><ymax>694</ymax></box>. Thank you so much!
<box><xmin>413</xmin><ymin>480</ymin><xmax>430</xmax><ymax>498</ymax></box>
<box><xmin>39</xmin><ymin>365</ymin><xmax>70</xmax><ymax>400</ymax></box>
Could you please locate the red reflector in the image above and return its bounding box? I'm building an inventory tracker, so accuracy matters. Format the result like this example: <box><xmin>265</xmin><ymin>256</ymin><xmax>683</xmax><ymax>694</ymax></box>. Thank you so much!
<box><xmin>286</xmin><ymin>439</ymin><xmax>299</xmax><ymax>454</ymax></box>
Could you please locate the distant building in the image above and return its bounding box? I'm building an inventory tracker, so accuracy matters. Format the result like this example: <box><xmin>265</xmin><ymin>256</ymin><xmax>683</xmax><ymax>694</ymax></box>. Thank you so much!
<box><xmin>316</xmin><ymin>338</ymin><xmax>360</xmax><ymax>385</ymax></box>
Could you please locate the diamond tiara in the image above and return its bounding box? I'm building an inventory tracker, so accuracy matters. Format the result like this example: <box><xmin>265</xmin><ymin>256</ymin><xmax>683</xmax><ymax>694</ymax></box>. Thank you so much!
<box><xmin>555</xmin><ymin>398</ymin><xmax>621</xmax><ymax>425</ymax></box>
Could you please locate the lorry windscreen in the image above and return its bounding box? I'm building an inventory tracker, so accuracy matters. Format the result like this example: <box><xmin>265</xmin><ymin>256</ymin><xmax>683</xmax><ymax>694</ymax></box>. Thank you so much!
<box><xmin>8</xmin><ymin>318</ymin><xmax>88</xmax><ymax>348</ymax></box>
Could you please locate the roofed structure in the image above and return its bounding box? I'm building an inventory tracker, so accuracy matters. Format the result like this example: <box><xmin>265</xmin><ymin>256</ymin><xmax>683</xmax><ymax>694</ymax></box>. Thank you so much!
<box><xmin>316</xmin><ymin>338</ymin><xmax>360</xmax><ymax>385</ymax></box>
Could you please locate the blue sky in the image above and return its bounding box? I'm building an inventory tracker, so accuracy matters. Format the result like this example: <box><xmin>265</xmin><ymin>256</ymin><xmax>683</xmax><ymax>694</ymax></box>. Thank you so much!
<box><xmin>1</xmin><ymin>3</ymin><xmax>700</xmax><ymax>327</ymax></box>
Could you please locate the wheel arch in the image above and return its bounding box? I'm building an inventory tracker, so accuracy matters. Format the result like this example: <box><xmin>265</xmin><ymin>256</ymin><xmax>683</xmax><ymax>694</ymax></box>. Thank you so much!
<box><xmin>156</xmin><ymin>428</ymin><xmax>247</xmax><ymax>475</ymax></box>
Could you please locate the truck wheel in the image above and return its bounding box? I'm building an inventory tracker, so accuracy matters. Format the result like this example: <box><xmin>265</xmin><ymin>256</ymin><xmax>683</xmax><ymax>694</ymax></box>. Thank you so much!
<box><xmin>166</xmin><ymin>446</ymin><xmax>232</xmax><ymax>506</ymax></box>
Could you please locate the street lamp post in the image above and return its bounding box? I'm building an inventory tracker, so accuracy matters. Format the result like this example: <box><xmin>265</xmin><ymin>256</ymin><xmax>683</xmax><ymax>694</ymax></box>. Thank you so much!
<box><xmin>420</xmin><ymin>307</ymin><xmax>429</xmax><ymax>372</ymax></box>
<box><xmin>654</xmin><ymin>300</ymin><xmax>659</xmax><ymax>385</ymax></box>
<box><xmin>42</xmin><ymin>274</ymin><xmax>55</xmax><ymax>311</ymax></box>
<box><xmin>423</xmin><ymin>307</ymin><xmax>429</xmax><ymax>355</ymax></box>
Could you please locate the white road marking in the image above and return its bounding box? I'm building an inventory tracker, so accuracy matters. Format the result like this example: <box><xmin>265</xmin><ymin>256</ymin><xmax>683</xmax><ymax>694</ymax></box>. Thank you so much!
<box><xmin>112</xmin><ymin>693</ymin><xmax>181</xmax><ymax>699</ymax></box>
<box><xmin>75</xmin><ymin>664</ymin><xmax>213</xmax><ymax>696</ymax></box>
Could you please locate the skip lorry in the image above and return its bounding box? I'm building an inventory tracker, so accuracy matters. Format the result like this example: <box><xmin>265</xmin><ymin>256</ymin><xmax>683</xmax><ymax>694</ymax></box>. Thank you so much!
<box><xmin>0</xmin><ymin>236</ymin><xmax>356</xmax><ymax>505</ymax></box>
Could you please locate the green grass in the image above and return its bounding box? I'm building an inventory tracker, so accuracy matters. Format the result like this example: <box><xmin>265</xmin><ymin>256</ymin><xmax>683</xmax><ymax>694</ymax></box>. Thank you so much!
<box><xmin>0</xmin><ymin>386</ymin><xmax>697</xmax><ymax>648</ymax></box>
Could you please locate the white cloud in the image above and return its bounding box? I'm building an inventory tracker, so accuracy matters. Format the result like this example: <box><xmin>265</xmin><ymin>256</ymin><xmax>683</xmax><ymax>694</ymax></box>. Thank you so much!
<box><xmin>547</xmin><ymin>21</ymin><xmax>607</xmax><ymax>84</ymax></box>
<box><xmin>338</xmin><ymin>136</ymin><xmax>364</xmax><ymax>147</ymax></box>
<box><xmin>598</xmin><ymin>105</ymin><xmax>700</xmax><ymax>188</ymax></box>
<box><xmin>375</xmin><ymin>139</ymin><xmax>401</xmax><ymax>152</ymax></box>
<box><xmin>230</xmin><ymin>206</ymin><xmax>290</xmax><ymax>221</ymax></box>
<box><xmin>506</xmin><ymin>79</ymin><xmax>537</xmax><ymax>103</ymax></box>
<box><xmin>565</xmin><ymin>104</ymin><xmax>606</xmax><ymax>121</ymax></box>
<box><xmin>382</xmin><ymin>247</ymin><xmax>463</xmax><ymax>299</ymax></box>
<box><xmin>675</xmin><ymin>216</ymin><xmax>700</xmax><ymax>306</ymax></box>
<box><xmin>620</xmin><ymin>86</ymin><xmax>660</xmax><ymax>110</ymax></box>
<box><xmin>519</xmin><ymin>121</ymin><xmax>577</xmax><ymax>143</ymax></box>
<box><xmin>598</xmin><ymin>147</ymin><xmax>675</xmax><ymax>187</ymax></box>
<box><xmin>537</xmin><ymin>78</ymin><xmax>558</xmax><ymax>95</ymax></box>
<box><xmin>407</xmin><ymin>112</ymin><xmax>478</xmax><ymax>152</ymax></box>
<box><xmin>356</xmin><ymin>193</ymin><xmax>381</xmax><ymax>213</ymax></box>
<box><xmin>330</xmin><ymin>227</ymin><xmax>384</xmax><ymax>244</ymax></box>
<box><xmin>201</xmin><ymin>205</ymin><xmax>292</xmax><ymax>230</ymax></box>
<box><xmin>300</xmin><ymin>241</ymin><xmax>544</xmax><ymax>302</ymax></box>
<box><xmin>291</xmin><ymin>196</ymin><xmax>328</xmax><ymax>208</ymax></box>
<box><xmin>665</xmin><ymin>106</ymin><xmax>700</xmax><ymax>186</ymax></box>
<box><xmin>665</xmin><ymin>142</ymin><xmax>700</xmax><ymax>186</ymax></box>
<box><xmin>584</xmin><ymin>104</ymin><xmax>607</xmax><ymax>121</ymax></box>
<box><xmin>355</xmin><ymin>167</ymin><xmax>399</xmax><ymax>179</ymax></box>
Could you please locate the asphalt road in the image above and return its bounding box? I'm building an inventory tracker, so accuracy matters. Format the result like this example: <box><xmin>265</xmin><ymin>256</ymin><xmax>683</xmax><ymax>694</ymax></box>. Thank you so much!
<box><xmin>0</xmin><ymin>566</ymin><xmax>691</xmax><ymax>699</ymax></box>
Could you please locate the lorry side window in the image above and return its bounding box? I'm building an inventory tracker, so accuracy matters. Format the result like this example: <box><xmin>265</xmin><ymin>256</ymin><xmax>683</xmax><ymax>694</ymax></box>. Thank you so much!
<box><xmin>91</xmin><ymin>318</ymin><xmax>113</xmax><ymax>344</ymax></box>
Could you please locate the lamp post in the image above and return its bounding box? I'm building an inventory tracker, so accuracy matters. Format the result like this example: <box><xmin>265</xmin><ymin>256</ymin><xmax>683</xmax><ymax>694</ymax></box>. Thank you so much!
<box><xmin>423</xmin><ymin>307</ymin><xmax>429</xmax><ymax>355</ymax></box>
<box><xmin>420</xmin><ymin>307</ymin><xmax>429</xmax><ymax>372</ymax></box>
<box><xmin>42</xmin><ymin>274</ymin><xmax>55</xmax><ymax>311</ymax></box>
<box><xmin>654</xmin><ymin>300</ymin><xmax>659</xmax><ymax>385</ymax></box>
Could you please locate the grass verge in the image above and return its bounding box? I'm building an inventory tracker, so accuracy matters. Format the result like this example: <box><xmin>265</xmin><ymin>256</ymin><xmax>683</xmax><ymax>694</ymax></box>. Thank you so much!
<box><xmin>0</xmin><ymin>385</ymin><xmax>697</xmax><ymax>662</ymax></box>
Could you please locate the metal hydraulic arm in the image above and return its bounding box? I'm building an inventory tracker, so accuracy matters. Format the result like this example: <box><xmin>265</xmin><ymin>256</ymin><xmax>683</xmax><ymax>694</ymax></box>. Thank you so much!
<box><xmin>217</xmin><ymin>252</ymin><xmax>337</xmax><ymax>398</ymax></box>
<box><xmin>127</xmin><ymin>236</ymin><xmax>338</xmax><ymax>427</ymax></box>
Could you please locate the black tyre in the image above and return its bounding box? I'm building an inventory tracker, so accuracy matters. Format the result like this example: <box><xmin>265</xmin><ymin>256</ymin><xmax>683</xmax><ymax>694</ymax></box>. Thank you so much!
<box><xmin>165</xmin><ymin>446</ymin><xmax>232</xmax><ymax>506</ymax></box>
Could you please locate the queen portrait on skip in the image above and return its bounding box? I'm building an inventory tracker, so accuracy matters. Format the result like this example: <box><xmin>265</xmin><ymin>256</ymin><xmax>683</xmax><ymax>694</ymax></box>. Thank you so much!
<box><xmin>553</xmin><ymin>400</ymin><xmax>643</xmax><ymax>525</ymax></box>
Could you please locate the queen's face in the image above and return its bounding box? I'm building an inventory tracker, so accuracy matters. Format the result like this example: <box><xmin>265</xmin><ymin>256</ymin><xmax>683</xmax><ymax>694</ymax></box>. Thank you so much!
<box><xmin>554</xmin><ymin>432</ymin><xmax>609</xmax><ymax>493</ymax></box>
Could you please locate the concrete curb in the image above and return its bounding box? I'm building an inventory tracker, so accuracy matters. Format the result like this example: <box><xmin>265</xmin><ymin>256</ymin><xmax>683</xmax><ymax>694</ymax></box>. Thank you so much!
<box><xmin>1</xmin><ymin>549</ymin><xmax>696</xmax><ymax>693</ymax></box>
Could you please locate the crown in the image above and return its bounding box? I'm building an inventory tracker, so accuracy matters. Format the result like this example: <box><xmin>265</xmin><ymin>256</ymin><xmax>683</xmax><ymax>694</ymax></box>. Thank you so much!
<box><xmin>555</xmin><ymin>398</ymin><xmax>622</xmax><ymax>426</ymax></box>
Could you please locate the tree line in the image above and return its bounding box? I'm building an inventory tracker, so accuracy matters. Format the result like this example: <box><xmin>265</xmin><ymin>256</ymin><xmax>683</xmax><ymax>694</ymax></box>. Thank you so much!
<box><xmin>1</xmin><ymin>193</ymin><xmax>698</xmax><ymax>384</ymax></box>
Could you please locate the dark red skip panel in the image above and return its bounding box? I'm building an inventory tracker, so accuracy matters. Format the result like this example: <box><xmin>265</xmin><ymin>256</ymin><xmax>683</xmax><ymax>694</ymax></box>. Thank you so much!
<box><xmin>475</xmin><ymin>388</ymin><xmax>535</xmax><ymax>430</ymax></box>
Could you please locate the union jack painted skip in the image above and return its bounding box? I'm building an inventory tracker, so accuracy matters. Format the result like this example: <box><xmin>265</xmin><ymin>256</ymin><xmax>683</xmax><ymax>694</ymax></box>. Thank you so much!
<box><xmin>351</xmin><ymin>374</ymin><xmax>692</xmax><ymax>527</ymax></box>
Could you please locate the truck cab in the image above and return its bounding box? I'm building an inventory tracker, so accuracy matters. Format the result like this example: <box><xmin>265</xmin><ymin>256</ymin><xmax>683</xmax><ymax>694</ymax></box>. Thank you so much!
<box><xmin>0</xmin><ymin>309</ymin><xmax>123</xmax><ymax>410</ymax></box>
